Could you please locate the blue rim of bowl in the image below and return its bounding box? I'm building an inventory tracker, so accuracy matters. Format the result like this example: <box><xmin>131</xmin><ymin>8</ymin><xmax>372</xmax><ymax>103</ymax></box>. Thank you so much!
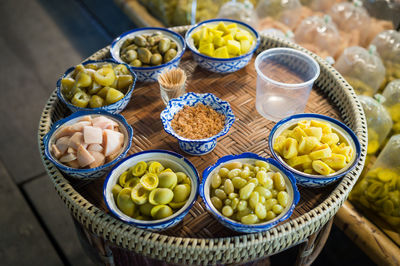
<box><xmin>200</xmin><ymin>152</ymin><xmax>300</xmax><ymax>231</ymax></box>
<box><xmin>185</xmin><ymin>18</ymin><xmax>260</xmax><ymax>62</ymax></box>
<box><xmin>56</xmin><ymin>59</ymin><xmax>137</xmax><ymax>112</ymax></box>
<box><xmin>268</xmin><ymin>113</ymin><xmax>361</xmax><ymax>180</ymax></box>
<box><xmin>103</xmin><ymin>149</ymin><xmax>200</xmax><ymax>227</ymax></box>
<box><xmin>160</xmin><ymin>92</ymin><xmax>236</xmax><ymax>143</ymax></box>
<box><xmin>110</xmin><ymin>27</ymin><xmax>186</xmax><ymax>71</ymax></box>
<box><xmin>43</xmin><ymin>110</ymin><xmax>133</xmax><ymax>174</ymax></box>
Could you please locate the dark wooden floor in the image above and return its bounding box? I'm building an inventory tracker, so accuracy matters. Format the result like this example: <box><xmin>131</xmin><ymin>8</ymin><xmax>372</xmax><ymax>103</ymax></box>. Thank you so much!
<box><xmin>0</xmin><ymin>0</ymin><xmax>376</xmax><ymax>265</ymax></box>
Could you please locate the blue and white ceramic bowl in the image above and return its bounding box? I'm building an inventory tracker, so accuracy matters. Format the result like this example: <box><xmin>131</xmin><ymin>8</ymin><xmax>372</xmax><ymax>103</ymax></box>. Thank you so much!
<box><xmin>103</xmin><ymin>150</ymin><xmax>200</xmax><ymax>231</ymax></box>
<box><xmin>43</xmin><ymin>110</ymin><xmax>133</xmax><ymax>179</ymax></box>
<box><xmin>160</xmin><ymin>92</ymin><xmax>235</xmax><ymax>155</ymax></box>
<box><xmin>269</xmin><ymin>113</ymin><xmax>361</xmax><ymax>187</ymax></box>
<box><xmin>110</xmin><ymin>27</ymin><xmax>186</xmax><ymax>82</ymax></box>
<box><xmin>200</xmin><ymin>152</ymin><xmax>300</xmax><ymax>233</ymax></box>
<box><xmin>185</xmin><ymin>19</ymin><xmax>260</xmax><ymax>73</ymax></box>
<box><xmin>57</xmin><ymin>59</ymin><xmax>137</xmax><ymax>114</ymax></box>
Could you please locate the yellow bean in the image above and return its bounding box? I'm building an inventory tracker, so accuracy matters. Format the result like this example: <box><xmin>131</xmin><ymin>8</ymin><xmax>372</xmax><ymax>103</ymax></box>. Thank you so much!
<box><xmin>218</xmin><ymin>167</ymin><xmax>229</xmax><ymax>178</ymax></box>
<box><xmin>224</xmin><ymin>179</ymin><xmax>234</xmax><ymax>195</ymax></box>
<box><xmin>277</xmin><ymin>191</ymin><xmax>289</xmax><ymax>207</ymax></box>
<box><xmin>249</xmin><ymin>191</ymin><xmax>260</xmax><ymax>210</ymax></box>
<box><xmin>273</xmin><ymin>172</ymin><xmax>286</xmax><ymax>191</ymax></box>
<box><xmin>222</xmin><ymin>205</ymin><xmax>234</xmax><ymax>217</ymax></box>
<box><xmin>239</xmin><ymin>183</ymin><xmax>256</xmax><ymax>200</ymax></box>
<box><xmin>211</xmin><ymin>174</ymin><xmax>222</xmax><ymax>189</ymax></box>
<box><xmin>215</xmin><ymin>189</ymin><xmax>227</xmax><ymax>200</ymax></box>
<box><xmin>211</xmin><ymin>196</ymin><xmax>223</xmax><ymax>210</ymax></box>
<box><xmin>272</xmin><ymin>204</ymin><xmax>284</xmax><ymax>215</ymax></box>
<box><xmin>255</xmin><ymin>202</ymin><xmax>267</xmax><ymax>219</ymax></box>
<box><xmin>241</xmin><ymin>214</ymin><xmax>258</xmax><ymax>224</ymax></box>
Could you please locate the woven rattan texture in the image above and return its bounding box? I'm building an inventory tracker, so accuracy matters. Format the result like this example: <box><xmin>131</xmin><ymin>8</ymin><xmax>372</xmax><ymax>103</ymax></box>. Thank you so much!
<box><xmin>38</xmin><ymin>26</ymin><xmax>367</xmax><ymax>265</ymax></box>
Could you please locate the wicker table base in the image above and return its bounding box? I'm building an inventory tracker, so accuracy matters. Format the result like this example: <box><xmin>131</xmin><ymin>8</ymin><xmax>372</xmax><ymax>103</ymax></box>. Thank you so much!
<box><xmin>38</xmin><ymin>26</ymin><xmax>367</xmax><ymax>265</ymax></box>
<box><xmin>74</xmin><ymin>216</ymin><xmax>334</xmax><ymax>266</ymax></box>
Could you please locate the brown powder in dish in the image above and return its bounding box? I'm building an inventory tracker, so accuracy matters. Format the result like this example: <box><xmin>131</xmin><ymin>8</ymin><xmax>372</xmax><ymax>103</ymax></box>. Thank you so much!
<box><xmin>171</xmin><ymin>103</ymin><xmax>226</xmax><ymax>139</ymax></box>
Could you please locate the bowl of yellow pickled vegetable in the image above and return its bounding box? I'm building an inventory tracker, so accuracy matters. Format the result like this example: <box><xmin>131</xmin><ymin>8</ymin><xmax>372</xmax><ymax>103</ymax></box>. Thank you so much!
<box><xmin>200</xmin><ymin>152</ymin><xmax>299</xmax><ymax>233</ymax></box>
<box><xmin>269</xmin><ymin>114</ymin><xmax>361</xmax><ymax>187</ymax></box>
<box><xmin>103</xmin><ymin>150</ymin><xmax>199</xmax><ymax>231</ymax></box>
<box><xmin>57</xmin><ymin>59</ymin><xmax>137</xmax><ymax>114</ymax></box>
<box><xmin>185</xmin><ymin>19</ymin><xmax>260</xmax><ymax>73</ymax></box>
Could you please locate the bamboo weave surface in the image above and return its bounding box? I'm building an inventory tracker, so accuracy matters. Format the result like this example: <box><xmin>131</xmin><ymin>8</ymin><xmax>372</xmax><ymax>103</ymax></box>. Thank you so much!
<box><xmin>69</xmin><ymin>51</ymin><xmax>340</xmax><ymax>238</ymax></box>
<box><xmin>38</xmin><ymin>27</ymin><xmax>368</xmax><ymax>264</ymax></box>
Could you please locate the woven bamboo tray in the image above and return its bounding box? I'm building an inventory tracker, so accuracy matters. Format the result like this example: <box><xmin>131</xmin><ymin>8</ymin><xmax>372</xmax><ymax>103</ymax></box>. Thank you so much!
<box><xmin>38</xmin><ymin>26</ymin><xmax>367</xmax><ymax>265</ymax></box>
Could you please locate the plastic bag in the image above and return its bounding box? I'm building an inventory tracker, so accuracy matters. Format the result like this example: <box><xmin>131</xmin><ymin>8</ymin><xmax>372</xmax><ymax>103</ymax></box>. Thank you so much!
<box><xmin>328</xmin><ymin>1</ymin><xmax>371</xmax><ymax>46</ymax></box>
<box><xmin>334</xmin><ymin>46</ymin><xmax>386</xmax><ymax>96</ymax></box>
<box><xmin>302</xmin><ymin>0</ymin><xmax>344</xmax><ymax>12</ymax></box>
<box><xmin>371</xmin><ymin>30</ymin><xmax>400</xmax><ymax>86</ymax></box>
<box><xmin>255</xmin><ymin>0</ymin><xmax>302</xmax><ymax>29</ymax></box>
<box><xmin>358</xmin><ymin>95</ymin><xmax>393</xmax><ymax>155</ymax></box>
<box><xmin>217</xmin><ymin>0</ymin><xmax>259</xmax><ymax>28</ymax></box>
<box><xmin>294</xmin><ymin>15</ymin><xmax>340</xmax><ymax>59</ymax></box>
<box><xmin>383</xmin><ymin>80</ymin><xmax>400</xmax><ymax>134</ymax></box>
<box><xmin>260</xmin><ymin>28</ymin><xmax>294</xmax><ymax>42</ymax></box>
<box><xmin>350</xmin><ymin>134</ymin><xmax>400</xmax><ymax>230</ymax></box>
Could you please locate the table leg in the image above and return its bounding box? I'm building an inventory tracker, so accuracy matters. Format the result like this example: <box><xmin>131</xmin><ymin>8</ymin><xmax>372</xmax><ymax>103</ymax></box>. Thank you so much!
<box><xmin>295</xmin><ymin>218</ymin><xmax>334</xmax><ymax>266</ymax></box>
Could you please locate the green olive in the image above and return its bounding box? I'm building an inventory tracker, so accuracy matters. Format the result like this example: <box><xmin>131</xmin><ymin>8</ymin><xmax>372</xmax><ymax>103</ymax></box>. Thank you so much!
<box><xmin>148</xmin><ymin>35</ymin><xmax>162</xmax><ymax>46</ymax></box>
<box><xmin>150</xmin><ymin>53</ymin><xmax>163</xmax><ymax>65</ymax></box>
<box><xmin>150</xmin><ymin>45</ymin><xmax>159</xmax><ymax>54</ymax></box>
<box><xmin>122</xmin><ymin>43</ymin><xmax>137</xmax><ymax>52</ymax></box>
<box><xmin>130</xmin><ymin>59</ymin><xmax>142</xmax><ymax>67</ymax></box>
<box><xmin>124</xmin><ymin>50</ymin><xmax>137</xmax><ymax>62</ymax></box>
<box><xmin>158</xmin><ymin>38</ymin><xmax>171</xmax><ymax>54</ymax></box>
<box><xmin>137</xmin><ymin>47</ymin><xmax>152</xmax><ymax>64</ymax></box>
<box><xmin>170</xmin><ymin>42</ymin><xmax>177</xmax><ymax>49</ymax></box>
<box><xmin>164</xmin><ymin>49</ymin><xmax>177</xmax><ymax>63</ymax></box>
<box><xmin>121</xmin><ymin>38</ymin><xmax>134</xmax><ymax>49</ymax></box>
<box><xmin>134</xmin><ymin>35</ymin><xmax>147</xmax><ymax>47</ymax></box>
<box><xmin>89</xmin><ymin>95</ymin><xmax>104</xmax><ymax>108</ymax></box>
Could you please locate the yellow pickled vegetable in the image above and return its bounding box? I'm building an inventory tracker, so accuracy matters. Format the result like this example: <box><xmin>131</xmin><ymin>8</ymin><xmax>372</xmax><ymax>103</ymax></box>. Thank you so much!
<box><xmin>112</xmin><ymin>160</ymin><xmax>192</xmax><ymax>221</ymax></box>
<box><xmin>273</xmin><ymin>119</ymin><xmax>354</xmax><ymax>176</ymax></box>
<box><xmin>192</xmin><ymin>22</ymin><xmax>254</xmax><ymax>58</ymax></box>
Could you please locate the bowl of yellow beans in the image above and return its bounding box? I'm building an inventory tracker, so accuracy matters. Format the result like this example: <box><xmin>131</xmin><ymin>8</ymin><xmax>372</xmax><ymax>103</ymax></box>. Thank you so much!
<box><xmin>103</xmin><ymin>150</ymin><xmax>199</xmax><ymax>231</ymax></box>
<box><xmin>57</xmin><ymin>59</ymin><xmax>137</xmax><ymax>114</ymax></box>
<box><xmin>110</xmin><ymin>27</ymin><xmax>186</xmax><ymax>82</ymax></box>
<box><xmin>200</xmin><ymin>152</ymin><xmax>299</xmax><ymax>233</ymax></box>
<box><xmin>269</xmin><ymin>114</ymin><xmax>361</xmax><ymax>187</ymax></box>
<box><xmin>185</xmin><ymin>19</ymin><xmax>260</xmax><ymax>73</ymax></box>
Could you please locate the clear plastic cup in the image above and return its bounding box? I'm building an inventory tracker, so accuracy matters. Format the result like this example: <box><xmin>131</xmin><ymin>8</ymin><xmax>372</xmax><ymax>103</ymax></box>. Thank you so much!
<box><xmin>255</xmin><ymin>48</ymin><xmax>320</xmax><ymax>121</ymax></box>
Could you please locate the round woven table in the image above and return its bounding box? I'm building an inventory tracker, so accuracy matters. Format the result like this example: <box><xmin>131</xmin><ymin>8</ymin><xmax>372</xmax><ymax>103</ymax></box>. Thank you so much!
<box><xmin>38</xmin><ymin>26</ymin><xmax>367</xmax><ymax>265</ymax></box>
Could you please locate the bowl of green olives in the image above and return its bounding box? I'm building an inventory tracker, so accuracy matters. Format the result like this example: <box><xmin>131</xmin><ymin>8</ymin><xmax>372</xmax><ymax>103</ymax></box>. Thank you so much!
<box><xmin>57</xmin><ymin>59</ymin><xmax>137</xmax><ymax>114</ymax></box>
<box><xmin>110</xmin><ymin>27</ymin><xmax>186</xmax><ymax>82</ymax></box>
<box><xmin>200</xmin><ymin>152</ymin><xmax>300</xmax><ymax>233</ymax></box>
<box><xmin>103</xmin><ymin>150</ymin><xmax>199</xmax><ymax>231</ymax></box>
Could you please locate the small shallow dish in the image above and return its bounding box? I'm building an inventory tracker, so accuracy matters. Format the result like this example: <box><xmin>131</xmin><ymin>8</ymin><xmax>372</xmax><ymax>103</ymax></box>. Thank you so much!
<box><xmin>185</xmin><ymin>18</ymin><xmax>260</xmax><ymax>73</ymax></box>
<box><xmin>269</xmin><ymin>113</ymin><xmax>361</xmax><ymax>187</ymax></box>
<box><xmin>43</xmin><ymin>110</ymin><xmax>133</xmax><ymax>179</ymax></box>
<box><xmin>110</xmin><ymin>27</ymin><xmax>186</xmax><ymax>82</ymax></box>
<box><xmin>200</xmin><ymin>152</ymin><xmax>300</xmax><ymax>233</ymax></box>
<box><xmin>103</xmin><ymin>150</ymin><xmax>200</xmax><ymax>231</ymax></box>
<box><xmin>57</xmin><ymin>59</ymin><xmax>137</xmax><ymax>114</ymax></box>
<box><xmin>160</xmin><ymin>92</ymin><xmax>235</xmax><ymax>155</ymax></box>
